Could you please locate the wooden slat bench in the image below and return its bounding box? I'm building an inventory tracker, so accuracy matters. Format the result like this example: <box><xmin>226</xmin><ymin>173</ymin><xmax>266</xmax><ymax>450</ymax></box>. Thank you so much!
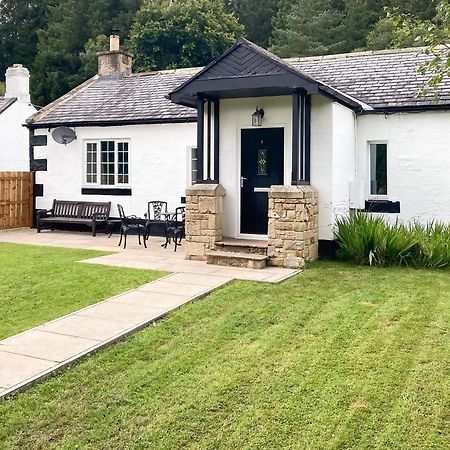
<box><xmin>36</xmin><ymin>200</ymin><xmax>111</xmax><ymax>237</ymax></box>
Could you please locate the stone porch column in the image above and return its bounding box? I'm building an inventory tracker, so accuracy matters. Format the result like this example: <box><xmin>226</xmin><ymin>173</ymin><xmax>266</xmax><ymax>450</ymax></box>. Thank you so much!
<box><xmin>267</xmin><ymin>185</ymin><xmax>319</xmax><ymax>269</ymax></box>
<box><xmin>185</xmin><ymin>183</ymin><xmax>225</xmax><ymax>260</ymax></box>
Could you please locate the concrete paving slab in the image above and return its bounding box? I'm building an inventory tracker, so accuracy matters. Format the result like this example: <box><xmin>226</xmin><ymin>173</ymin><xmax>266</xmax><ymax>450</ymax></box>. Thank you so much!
<box><xmin>164</xmin><ymin>272</ymin><xmax>232</xmax><ymax>287</ymax></box>
<box><xmin>0</xmin><ymin>330</ymin><xmax>99</xmax><ymax>363</ymax></box>
<box><xmin>0</xmin><ymin>350</ymin><xmax>57</xmax><ymax>388</ymax></box>
<box><xmin>76</xmin><ymin>301</ymin><xmax>169</xmax><ymax>323</ymax></box>
<box><xmin>111</xmin><ymin>290</ymin><xmax>191</xmax><ymax>309</ymax></box>
<box><xmin>40</xmin><ymin>315</ymin><xmax>135</xmax><ymax>341</ymax></box>
<box><xmin>137</xmin><ymin>280</ymin><xmax>211</xmax><ymax>297</ymax></box>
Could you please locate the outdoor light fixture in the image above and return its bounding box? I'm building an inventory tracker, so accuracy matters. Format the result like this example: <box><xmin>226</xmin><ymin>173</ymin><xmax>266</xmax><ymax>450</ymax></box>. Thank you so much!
<box><xmin>252</xmin><ymin>107</ymin><xmax>264</xmax><ymax>127</ymax></box>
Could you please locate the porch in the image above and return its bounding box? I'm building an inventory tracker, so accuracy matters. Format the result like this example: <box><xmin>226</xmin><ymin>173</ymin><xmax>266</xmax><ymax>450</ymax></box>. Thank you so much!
<box><xmin>168</xmin><ymin>39</ymin><xmax>335</xmax><ymax>268</ymax></box>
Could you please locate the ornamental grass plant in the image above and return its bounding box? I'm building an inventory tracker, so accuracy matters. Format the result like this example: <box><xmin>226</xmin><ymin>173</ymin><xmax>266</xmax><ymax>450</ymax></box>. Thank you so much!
<box><xmin>335</xmin><ymin>211</ymin><xmax>450</xmax><ymax>268</ymax></box>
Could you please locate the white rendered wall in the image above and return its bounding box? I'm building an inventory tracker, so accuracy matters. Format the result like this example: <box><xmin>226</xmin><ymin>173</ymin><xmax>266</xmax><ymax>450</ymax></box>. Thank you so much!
<box><xmin>310</xmin><ymin>96</ymin><xmax>356</xmax><ymax>240</ymax></box>
<box><xmin>34</xmin><ymin>122</ymin><xmax>196</xmax><ymax>217</ymax></box>
<box><xmin>357</xmin><ymin>111</ymin><xmax>450</xmax><ymax>224</ymax></box>
<box><xmin>0</xmin><ymin>102</ymin><xmax>36</xmax><ymax>171</ymax></box>
<box><xmin>219</xmin><ymin>96</ymin><xmax>292</xmax><ymax>238</ymax></box>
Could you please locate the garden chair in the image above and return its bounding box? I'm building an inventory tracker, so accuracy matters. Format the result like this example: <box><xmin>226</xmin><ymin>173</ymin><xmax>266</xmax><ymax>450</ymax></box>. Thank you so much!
<box><xmin>144</xmin><ymin>201</ymin><xmax>168</xmax><ymax>241</ymax></box>
<box><xmin>117</xmin><ymin>204</ymin><xmax>147</xmax><ymax>250</ymax></box>
<box><xmin>162</xmin><ymin>206</ymin><xmax>185</xmax><ymax>252</ymax></box>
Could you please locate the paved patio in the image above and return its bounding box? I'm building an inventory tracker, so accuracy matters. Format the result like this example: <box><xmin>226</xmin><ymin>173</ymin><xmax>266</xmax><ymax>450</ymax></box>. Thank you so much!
<box><xmin>0</xmin><ymin>229</ymin><xmax>298</xmax><ymax>398</ymax></box>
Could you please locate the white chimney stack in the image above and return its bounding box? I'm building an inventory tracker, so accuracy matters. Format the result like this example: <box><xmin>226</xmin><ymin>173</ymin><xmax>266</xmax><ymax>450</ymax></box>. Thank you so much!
<box><xmin>5</xmin><ymin>64</ymin><xmax>31</xmax><ymax>103</ymax></box>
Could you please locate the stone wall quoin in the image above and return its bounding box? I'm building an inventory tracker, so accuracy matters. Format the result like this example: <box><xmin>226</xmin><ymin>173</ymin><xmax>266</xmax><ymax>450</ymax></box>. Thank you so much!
<box><xmin>267</xmin><ymin>185</ymin><xmax>319</xmax><ymax>269</ymax></box>
<box><xmin>185</xmin><ymin>184</ymin><xmax>225</xmax><ymax>260</ymax></box>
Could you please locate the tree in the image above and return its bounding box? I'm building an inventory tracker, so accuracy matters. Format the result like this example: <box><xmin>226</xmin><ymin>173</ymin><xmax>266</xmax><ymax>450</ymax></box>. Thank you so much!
<box><xmin>0</xmin><ymin>0</ymin><xmax>55</xmax><ymax>83</ymax></box>
<box><xmin>366</xmin><ymin>0</ymin><xmax>436</xmax><ymax>50</ymax></box>
<box><xmin>270</xmin><ymin>0</ymin><xmax>347</xmax><ymax>57</ymax></box>
<box><xmin>225</xmin><ymin>0</ymin><xmax>280</xmax><ymax>48</ymax></box>
<box><xmin>129</xmin><ymin>0</ymin><xmax>244</xmax><ymax>72</ymax></box>
<box><xmin>32</xmin><ymin>0</ymin><xmax>141</xmax><ymax>106</ymax></box>
<box><xmin>392</xmin><ymin>0</ymin><xmax>450</xmax><ymax>96</ymax></box>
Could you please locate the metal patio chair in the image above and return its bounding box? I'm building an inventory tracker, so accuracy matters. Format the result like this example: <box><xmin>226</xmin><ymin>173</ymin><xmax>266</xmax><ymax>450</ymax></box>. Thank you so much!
<box><xmin>144</xmin><ymin>201</ymin><xmax>168</xmax><ymax>241</ymax></box>
<box><xmin>162</xmin><ymin>206</ymin><xmax>185</xmax><ymax>252</ymax></box>
<box><xmin>117</xmin><ymin>204</ymin><xmax>147</xmax><ymax>250</ymax></box>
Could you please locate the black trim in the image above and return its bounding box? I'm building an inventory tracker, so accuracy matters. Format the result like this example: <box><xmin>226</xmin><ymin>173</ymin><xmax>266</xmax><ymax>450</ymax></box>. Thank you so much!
<box><xmin>359</xmin><ymin>104</ymin><xmax>450</xmax><ymax>115</ymax></box>
<box><xmin>34</xmin><ymin>184</ymin><xmax>44</xmax><ymax>197</ymax></box>
<box><xmin>180</xmin><ymin>196</ymin><xmax>186</xmax><ymax>204</ymax></box>
<box><xmin>213</xmin><ymin>99</ymin><xmax>220</xmax><ymax>182</ymax></box>
<box><xmin>319</xmin><ymin>240</ymin><xmax>339</xmax><ymax>259</ymax></box>
<box><xmin>0</xmin><ymin>97</ymin><xmax>17</xmax><ymax>115</ymax></box>
<box><xmin>304</xmin><ymin>95</ymin><xmax>311</xmax><ymax>183</ymax></box>
<box><xmin>30</xmin><ymin>158</ymin><xmax>47</xmax><ymax>171</ymax></box>
<box><xmin>291</xmin><ymin>91</ymin><xmax>300</xmax><ymax>184</ymax></box>
<box><xmin>318</xmin><ymin>84</ymin><xmax>363</xmax><ymax>113</ymax></box>
<box><xmin>30</xmin><ymin>135</ymin><xmax>47</xmax><ymax>146</ymax></box>
<box><xmin>365</xmin><ymin>200</ymin><xmax>400</xmax><ymax>213</ymax></box>
<box><xmin>206</xmin><ymin>100</ymin><xmax>212</xmax><ymax>180</ymax></box>
<box><xmin>27</xmin><ymin>117</ymin><xmax>197</xmax><ymax>130</ymax></box>
<box><xmin>81</xmin><ymin>188</ymin><xmax>132</xmax><ymax>196</ymax></box>
<box><xmin>196</xmin><ymin>99</ymin><xmax>204</xmax><ymax>182</ymax></box>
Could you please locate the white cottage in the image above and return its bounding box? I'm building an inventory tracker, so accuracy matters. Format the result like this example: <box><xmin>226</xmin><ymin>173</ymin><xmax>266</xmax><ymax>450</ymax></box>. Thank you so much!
<box><xmin>26</xmin><ymin>36</ymin><xmax>450</xmax><ymax>268</ymax></box>
<box><xmin>0</xmin><ymin>65</ymin><xmax>36</xmax><ymax>171</ymax></box>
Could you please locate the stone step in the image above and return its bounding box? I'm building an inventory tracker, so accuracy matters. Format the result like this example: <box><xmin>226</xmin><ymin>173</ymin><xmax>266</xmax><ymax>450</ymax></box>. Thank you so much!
<box><xmin>215</xmin><ymin>239</ymin><xmax>268</xmax><ymax>256</ymax></box>
<box><xmin>206</xmin><ymin>250</ymin><xmax>267</xmax><ymax>269</ymax></box>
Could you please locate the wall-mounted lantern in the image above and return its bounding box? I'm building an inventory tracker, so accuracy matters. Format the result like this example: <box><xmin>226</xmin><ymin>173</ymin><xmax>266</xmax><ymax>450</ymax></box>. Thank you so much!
<box><xmin>252</xmin><ymin>107</ymin><xmax>264</xmax><ymax>127</ymax></box>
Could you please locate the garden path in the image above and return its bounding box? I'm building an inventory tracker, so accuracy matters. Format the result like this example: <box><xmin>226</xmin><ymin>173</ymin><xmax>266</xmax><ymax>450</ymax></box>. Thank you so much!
<box><xmin>0</xmin><ymin>229</ymin><xmax>297</xmax><ymax>398</ymax></box>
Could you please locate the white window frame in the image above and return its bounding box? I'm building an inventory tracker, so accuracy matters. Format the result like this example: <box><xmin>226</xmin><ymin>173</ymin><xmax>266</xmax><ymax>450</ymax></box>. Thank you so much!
<box><xmin>186</xmin><ymin>146</ymin><xmax>198</xmax><ymax>186</ymax></box>
<box><xmin>84</xmin><ymin>139</ymin><xmax>131</xmax><ymax>188</ymax></box>
<box><xmin>368</xmin><ymin>141</ymin><xmax>388</xmax><ymax>199</ymax></box>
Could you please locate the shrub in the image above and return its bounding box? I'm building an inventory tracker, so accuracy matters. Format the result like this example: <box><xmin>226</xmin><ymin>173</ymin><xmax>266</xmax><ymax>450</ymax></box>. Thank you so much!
<box><xmin>335</xmin><ymin>211</ymin><xmax>450</xmax><ymax>268</ymax></box>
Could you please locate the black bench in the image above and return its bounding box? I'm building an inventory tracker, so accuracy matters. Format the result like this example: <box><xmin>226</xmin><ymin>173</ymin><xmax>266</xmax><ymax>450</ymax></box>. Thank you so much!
<box><xmin>36</xmin><ymin>200</ymin><xmax>111</xmax><ymax>237</ymax></box>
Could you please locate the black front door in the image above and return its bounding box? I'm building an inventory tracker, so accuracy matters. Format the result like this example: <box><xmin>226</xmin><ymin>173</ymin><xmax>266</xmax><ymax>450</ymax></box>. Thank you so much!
<box><xmin>240</xmin><ymin>128</ymin><xmax>284</xmax><ymax>234</ymax></box>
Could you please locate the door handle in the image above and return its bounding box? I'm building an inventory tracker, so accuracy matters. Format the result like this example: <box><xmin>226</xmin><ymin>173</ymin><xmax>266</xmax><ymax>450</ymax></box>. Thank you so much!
<box><xmin>240</xmin><ymin>176</ymin><xmax>247</xmax><ymax>188</ymax></box>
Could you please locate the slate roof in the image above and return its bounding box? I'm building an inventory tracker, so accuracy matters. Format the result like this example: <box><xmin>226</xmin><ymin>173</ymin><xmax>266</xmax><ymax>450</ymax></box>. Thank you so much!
<box><xmin>27</xmin><ymin>46</ymin><xmax>450</xmax><ymax>128</ymax></box>
<box><xmin>27</xmin><ymin>69</ymin><xmax>200</xmax><ymax>128</ymax></box>
<box><xmin>0</xmin><ymin>97</ymin><xmax>17</xmax><ymax>115</ymax></box>
<box><xmin>289</xmin><ymin>48</ymin><xmax>450</xmax><ymax>109</ymax></box>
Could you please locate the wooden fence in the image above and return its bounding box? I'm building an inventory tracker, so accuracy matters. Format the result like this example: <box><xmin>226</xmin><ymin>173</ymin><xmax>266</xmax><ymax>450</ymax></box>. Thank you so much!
<box><xmin>0</xmin><ymin>172</ymin><xmax>33</xmax><ymax>230</ymax></box>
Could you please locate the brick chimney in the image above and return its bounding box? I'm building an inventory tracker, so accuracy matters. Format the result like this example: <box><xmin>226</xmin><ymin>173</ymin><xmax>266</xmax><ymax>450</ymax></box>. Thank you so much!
<box><xmin>97</xmin><ymin>30</ymin><xmax>133</xmax><ymax>77</ymax></box>
<box><xmin>5</xmin><ymin>64</ymin><xmax>31</xmax><ymax>103</ymax></box>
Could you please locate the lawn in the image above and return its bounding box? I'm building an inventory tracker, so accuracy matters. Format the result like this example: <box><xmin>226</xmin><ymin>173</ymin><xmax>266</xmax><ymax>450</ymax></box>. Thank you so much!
<box><xmin>0</xmin><ymin>243</ymin><xmax>166</xmax><ymax>339</ymax></box>
<box><xmin>1</xmin><ymin>262</ymin><xmax>449</xmax><ymax>449</ymax></box>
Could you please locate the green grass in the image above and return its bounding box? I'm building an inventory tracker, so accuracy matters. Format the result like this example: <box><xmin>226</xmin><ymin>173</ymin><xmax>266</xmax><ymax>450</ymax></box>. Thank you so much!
<box><xmin>1</xmin><ymin>262</ymin><xmax>449</xmax><ymax>449</ymax></box>
<box><xmin>0</xmin><ymin>243</ymin><xmax>166</xmax><ymax>339</ymax></box>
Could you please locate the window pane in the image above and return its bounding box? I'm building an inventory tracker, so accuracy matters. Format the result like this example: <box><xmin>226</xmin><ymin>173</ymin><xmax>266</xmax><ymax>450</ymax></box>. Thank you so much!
<box><xmin>370</xmin><ymin>143</ymin><xmax>387</xmax><ymax>195</ymax></box>
<box><xmin>117</xmin><ymin>142</ymin><xmax>129</xmax><ymax>184</ymax></box>
<box><xmin>86</xmin><ymin>143</ymin><xmax>97</xmax><ymax>184</ymax></box>
<box><xmin>191</xmin><ymin>147</ymin><xmax>198</xmax><ymax>184</ymax></box>
<box><xmin>257</xmin><ymin>148</ymin><xmax>268</xmax><ymax>176</ymax></box>
<box><xmin>100</xmin><ymin>141</ymin><xmax>115</xmax><ymax>185</ymax></box>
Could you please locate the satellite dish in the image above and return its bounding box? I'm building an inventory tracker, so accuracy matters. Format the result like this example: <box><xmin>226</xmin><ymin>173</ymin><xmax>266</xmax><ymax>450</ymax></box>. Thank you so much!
<box><xmin>52</xmin><ymin>127</ymin><xmax>77</xmax><ymax>145</ymax></box>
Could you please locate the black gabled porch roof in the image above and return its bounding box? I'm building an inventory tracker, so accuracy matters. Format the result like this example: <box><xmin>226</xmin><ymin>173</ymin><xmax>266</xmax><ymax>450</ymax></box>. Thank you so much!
<box><xmin>169</xmin><ymin>38</ymin><xmax>321</xmax><ymax>107</ymax></box>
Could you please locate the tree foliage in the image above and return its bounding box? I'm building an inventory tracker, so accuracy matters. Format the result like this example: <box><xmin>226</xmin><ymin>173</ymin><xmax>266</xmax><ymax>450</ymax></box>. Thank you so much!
<box><xmin>270</xmin><ymin>0</ymin><xmax>347</xmax><ymax>57</ymax></box>
<box><xmin>392</xmin><ymin>0</ymin><xmax>450</xmax><ymax>96</ymax></box>
<box><xmin>32</xmin><ymin>0</ymin><xmax>141</xmax><ymax>105</ymax></box>
<box><xmin>224</xmin><ymin>0</ymin><xmax>279</xmax><ymax>47</ymax></box>
<box><xmin>130</xmin><ymin>0</ymin><xmax>244</xmax><ymax>72</ymax></box>
<box><xmin>0</xmin><ymin>0</ymin><xmax>55</xmax><ymax>83</ymax></box>
<box><xmin>0</xmin><ymin>0</ymin><xmax>446</xmax><ymax>106</ymax></box>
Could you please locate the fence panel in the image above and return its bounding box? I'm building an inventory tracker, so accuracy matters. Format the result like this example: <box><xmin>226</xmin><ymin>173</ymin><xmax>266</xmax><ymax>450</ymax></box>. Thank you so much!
<box><xmin>0</xmin><ymin>172</ymin><xmax>33</xmax><ymax>229</ymax></box>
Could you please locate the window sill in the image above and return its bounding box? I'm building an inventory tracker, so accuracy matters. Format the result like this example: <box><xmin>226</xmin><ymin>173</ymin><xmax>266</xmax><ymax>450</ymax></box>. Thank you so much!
<box><xmin>365</xmin><ymin>199</ymin><xmax>400</xmax><ymax>214</ymax></box>
<box><xmin>81</xmin><ymin>187</ymin><xmax>132</xmax><ymax>196</ymax></box>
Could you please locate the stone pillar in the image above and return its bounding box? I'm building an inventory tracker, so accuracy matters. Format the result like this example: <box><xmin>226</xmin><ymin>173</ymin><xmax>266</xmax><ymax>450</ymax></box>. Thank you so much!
<box><xmin>185</xmin><ymin>183</ymin><xmax>225</xmax><ymax>260</ymax></box>
<box><xmin>267</xmin><ymin>185</ymin><xmax>319</xmax><ymax>269</ymax></box>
